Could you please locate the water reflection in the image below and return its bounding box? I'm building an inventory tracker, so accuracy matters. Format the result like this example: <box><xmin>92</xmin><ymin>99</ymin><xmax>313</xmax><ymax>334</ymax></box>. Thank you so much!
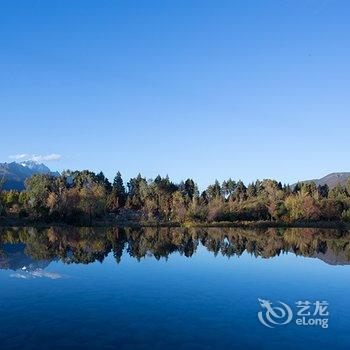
<box><xmin>1</xmin><ymin>226</ymin><xmax>350</xmax><ymax>273</ymax></box>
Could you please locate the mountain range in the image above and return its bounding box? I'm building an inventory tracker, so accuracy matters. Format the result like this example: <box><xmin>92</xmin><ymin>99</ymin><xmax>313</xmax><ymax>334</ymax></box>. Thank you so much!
<box><xmin>0</xmin><ymin>161</ymin><xmax>59</xmax><ymax>190</ymax></box>
<box><xmin>295</xmin><ymin>172</ymin><xmax>350</xmax><ymax>189</ymax></box>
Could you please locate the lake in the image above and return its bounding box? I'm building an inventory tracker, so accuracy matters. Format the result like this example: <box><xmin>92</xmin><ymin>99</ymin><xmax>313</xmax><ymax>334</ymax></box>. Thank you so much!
<box><xmin>0</xmin><ymin>226</ymin><xmax>350</xmax><ymax>349</ymax></box>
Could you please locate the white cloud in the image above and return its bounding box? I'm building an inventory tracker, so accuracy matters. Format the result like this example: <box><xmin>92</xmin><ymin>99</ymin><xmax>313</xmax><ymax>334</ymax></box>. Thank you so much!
<box><xmin>10</xmin><ymin>269</ymin><xmax>64</xmax><ymax>280</ymax></box>
<box><xmin>31</xmin><ymin>154</ymin><xmax>62</xmax><ymax>162</ymax></box>
<box><xmin>9</xmin><ymin>153</ymin><xmax>62</xmax><ymax>162</ymax></box>
<box><xmin>9</xmin><ymin>153</ymin><xmax>29</xmax><ymax>160</ymax></box>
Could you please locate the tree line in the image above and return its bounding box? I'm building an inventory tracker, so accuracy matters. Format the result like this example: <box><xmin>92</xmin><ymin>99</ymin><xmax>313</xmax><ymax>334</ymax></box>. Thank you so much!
<box><xmin>1</xmin><ymin>170</ymin><xmax>350</xmax><ymax>224</ymax></box>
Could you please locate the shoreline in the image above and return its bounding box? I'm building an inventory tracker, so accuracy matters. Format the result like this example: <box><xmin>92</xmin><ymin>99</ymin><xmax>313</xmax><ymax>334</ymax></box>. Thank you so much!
<box><xmin>0</xmin><ymin>217</ymin><xmax>349</xmax><ymax>230</ymax></box>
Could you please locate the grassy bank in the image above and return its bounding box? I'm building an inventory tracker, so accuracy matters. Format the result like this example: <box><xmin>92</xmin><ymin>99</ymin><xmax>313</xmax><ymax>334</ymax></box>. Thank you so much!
<box><xmin>0</xmin><ymin>216</ymin><xmax>349</xmax><ymax>230</ymax></box>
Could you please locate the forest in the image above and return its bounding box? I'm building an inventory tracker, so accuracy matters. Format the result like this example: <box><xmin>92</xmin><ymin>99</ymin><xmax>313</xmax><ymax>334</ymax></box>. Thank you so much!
<box><xmin>1</xmin><ymin>170</ymin><xmax>350</xmax><ymax>225</ymax></box>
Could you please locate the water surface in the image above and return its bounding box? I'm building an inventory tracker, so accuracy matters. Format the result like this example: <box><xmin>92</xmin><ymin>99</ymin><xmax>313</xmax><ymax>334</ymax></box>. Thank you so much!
<box><xmin>0</xmin><ymin>226</ymin><xmax>349</xmax><ymax>349</ymax></box>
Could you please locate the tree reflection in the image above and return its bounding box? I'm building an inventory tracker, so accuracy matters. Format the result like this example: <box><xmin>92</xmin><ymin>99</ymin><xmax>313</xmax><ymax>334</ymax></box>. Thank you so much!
<box><xmin>0</xmin><ymin>226</ymin><xmax>350</xmax><ymax>269</ymax></box>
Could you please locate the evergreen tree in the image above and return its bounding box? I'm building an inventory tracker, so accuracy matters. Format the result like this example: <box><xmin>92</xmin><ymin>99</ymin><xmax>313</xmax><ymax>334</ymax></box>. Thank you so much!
<box><xmin>247</xmin><ymin>183</ymin><xmax>257</xmax><ymax>198</ymax></box>
<box><xmin>96</xmin><ymin>171</ymin><xmax>112</xmax><ymax>192</ymax></box>
<box><xmin>222</xmin><ymin>178</ymin><xmax>236</xmax><ymax>198</ymax></box>
<box><xmin>318</xmin><ymin>184</ymin><xmax>329</xmax><ymax>198</ymax></box>
<box><xmin>112</xmin><ymin>171</ymin><xmax>126</xmax><ymax>208</ymax></box>
<box><xmin>206</xmin><ymin>180</ymin><xmax>222</xmax><ymax>199</ymax></box>
<box><xmin>234</xmin><ymin>180</ymin><xmax>247</xmax><ymax>202</ymax></box>
<box><xmin>182</xmin><ymin>179</ymin><xmax>198</xmax><ymax>200</ymax></box>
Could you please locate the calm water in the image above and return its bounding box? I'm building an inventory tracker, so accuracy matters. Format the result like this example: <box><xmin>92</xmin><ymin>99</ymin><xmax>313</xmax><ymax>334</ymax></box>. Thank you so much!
<box><xmin>0</xmin><ymin>226</ymin><xmax>350</xmax><ymax>349</ymax></box>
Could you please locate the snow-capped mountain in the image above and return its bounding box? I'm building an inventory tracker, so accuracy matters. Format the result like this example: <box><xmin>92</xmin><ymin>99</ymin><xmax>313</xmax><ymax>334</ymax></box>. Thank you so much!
<box><xmin>20</xmin><ymin>160</ymin><xmax>53</xmax><ymax>173</ymax></box>
<box><xmin>0</xmin><ymin>161</ymin><xmax>59</xmax><ymax>190</ymax></box>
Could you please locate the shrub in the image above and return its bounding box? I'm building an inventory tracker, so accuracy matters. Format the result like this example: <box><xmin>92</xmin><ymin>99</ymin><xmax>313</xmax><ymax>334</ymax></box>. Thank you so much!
<box><xmin>342</xmin><ymin>209</ymin><xmax>350</xmax><ymax>222</ymax></box>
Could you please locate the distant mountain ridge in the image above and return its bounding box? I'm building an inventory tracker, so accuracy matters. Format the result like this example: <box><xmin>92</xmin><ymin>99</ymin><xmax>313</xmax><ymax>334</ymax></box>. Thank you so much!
<box><xmin>0</xmin><ymin>161</ymin><xmax>59</xmax><ymax>190</ymax></box>
<box><xmin>295</xmin><ymin>172</ymin><xmax>350</xmax><ymax>188</ymax></box>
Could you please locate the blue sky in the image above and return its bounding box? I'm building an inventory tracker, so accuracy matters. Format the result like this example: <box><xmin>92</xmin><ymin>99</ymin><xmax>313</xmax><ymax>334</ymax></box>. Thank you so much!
<box><xmin>1</xmin><ymin>0</ymin><xmax>349</xmax><ymax>188</ymax></box>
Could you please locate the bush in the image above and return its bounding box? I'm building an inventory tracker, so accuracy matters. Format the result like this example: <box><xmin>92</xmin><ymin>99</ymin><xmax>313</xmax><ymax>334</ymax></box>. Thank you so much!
<box><xmin>342</xmin><ymin>209</ymin><xmax>350</xmax><ymax>222</ymax></box>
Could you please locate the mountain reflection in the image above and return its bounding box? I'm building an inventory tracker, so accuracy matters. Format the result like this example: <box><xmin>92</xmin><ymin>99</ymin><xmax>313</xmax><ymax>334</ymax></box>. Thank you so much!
<box><xmin>1</xmin><ymin>226</ymin><xmax>350</xmax><ymax>272</ymax></box>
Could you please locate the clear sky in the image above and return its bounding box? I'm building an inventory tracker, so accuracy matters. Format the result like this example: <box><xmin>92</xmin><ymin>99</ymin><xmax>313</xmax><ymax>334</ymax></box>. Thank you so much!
<box><xmin>1</xmin><ymin>0</ymin><xmax>349</xmax><ymax>188</ymax></box>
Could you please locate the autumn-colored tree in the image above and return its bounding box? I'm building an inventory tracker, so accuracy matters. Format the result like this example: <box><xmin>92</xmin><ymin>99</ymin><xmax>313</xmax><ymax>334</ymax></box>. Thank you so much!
<box><xmin>1</xmin><ymin>169</ymin><xmax>349</xmax><ymax>225</ymax></box>
<box><xmin>79</xmin><ymin>183</ymin><xmax>107</xmax><ymax>224</ymax></box>
<box><xmin>171</xmin><ymin>191</ymin><xmax>187</xmax><ymax>222</ymax></box>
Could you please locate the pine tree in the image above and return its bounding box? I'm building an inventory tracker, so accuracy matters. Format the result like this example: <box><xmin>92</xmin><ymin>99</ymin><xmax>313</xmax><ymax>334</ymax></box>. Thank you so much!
<box><xmin>112</xmin><ymin>171</ymin><xmax>126</xmax><ymax>208</ymax></box>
